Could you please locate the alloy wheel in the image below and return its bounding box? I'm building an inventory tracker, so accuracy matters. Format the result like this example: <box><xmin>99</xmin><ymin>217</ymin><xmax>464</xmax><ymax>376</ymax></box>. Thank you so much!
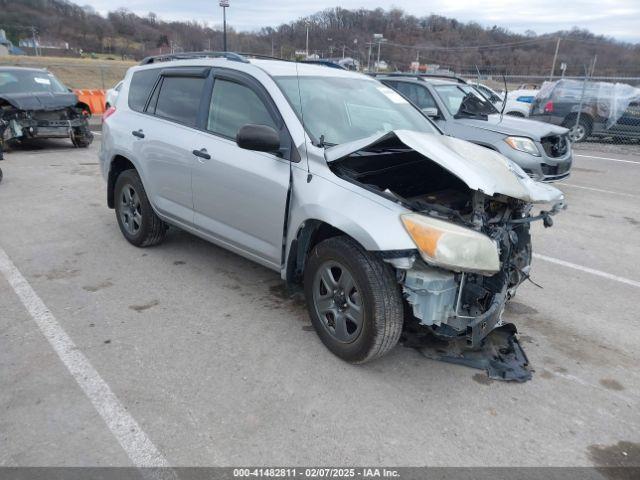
<box><xmin>119</xmin><ymin>183</ymin><xmax>142</xmax><ymax>235</ymax></box>
<box><xmin>312</xmin><ymin>260</ymin><xmax>364</xmax><ymax>343</ymax></box>
<box><xmin>569</xmin><ymin>124</ymin><xmax>586</xmax><ymax>142</ymax></box>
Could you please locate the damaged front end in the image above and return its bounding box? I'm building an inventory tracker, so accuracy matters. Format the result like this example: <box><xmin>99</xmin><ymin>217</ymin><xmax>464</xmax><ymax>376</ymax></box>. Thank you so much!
<box><xmin>328</xmin><ymin>130</ymin><xmax>566</xmax><ymax>381</ymax></box>
<box><xmin>0</xmin><ymin>99</ymin><xmax>93</xmax><ymax>158</ymax></box>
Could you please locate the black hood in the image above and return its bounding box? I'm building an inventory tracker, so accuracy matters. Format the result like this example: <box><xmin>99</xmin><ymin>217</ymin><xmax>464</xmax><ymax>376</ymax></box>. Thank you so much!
<box><xmin>0</xmin><ymin>92</ymin><xmax>78</xmax><ymax>111</ymax></box>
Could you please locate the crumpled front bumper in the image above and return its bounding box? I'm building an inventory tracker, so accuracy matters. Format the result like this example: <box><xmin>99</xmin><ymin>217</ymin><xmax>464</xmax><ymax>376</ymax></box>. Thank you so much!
<box><xmin>448</xmin><ymin>283</ymin><xmax>508</xmax><ymax>348</ymax></box>
<box><xmin>3</xmin><ymin>116</ymin><xmax>88</xmax><ymax>140</ymax></box>
<box><xmin>399</xmin><ymin>262</ymin><xmax>511</xmax><ymax>349</ymax></box>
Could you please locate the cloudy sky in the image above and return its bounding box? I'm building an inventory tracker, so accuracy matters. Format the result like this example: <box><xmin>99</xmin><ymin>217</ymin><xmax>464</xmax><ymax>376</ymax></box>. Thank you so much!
<box><xmin>82</xmin><ymin>0</ymin><xmax>640</xmax><ymax>42</ymax></box>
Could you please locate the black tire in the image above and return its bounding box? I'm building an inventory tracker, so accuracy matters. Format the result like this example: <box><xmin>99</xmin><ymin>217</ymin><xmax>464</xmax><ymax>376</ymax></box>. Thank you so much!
<box><xmin>506</xmin><ymin>111</ymin><xmax>525</xmax><ymax>117</ymax></box>
<box><xmin>114</xmin><ymin>169</ymin><xmax>166</xmax><ymax>247</ymax></box>
<box><xmin>304</xmin><ymin>236</ymin><xmax>404</xmax><ymax>364</ymax></box>
<box><xmin>0</xmin><ymin>167</ymin><xmax>3</xmax><ymax>183</ymax></box>
<box><xmin>564</xmin><ymin>116</ymin><xmax>592</xmax><ymax>143</ymax></box>
<box><xmin>1</xmin><ymin>138</ymin><xmax>16</xmax><ymax>153</ymax></box>
<box><xmin>71</xmin><ymin>127</ymin><xmax>94</xmax><ymax>148</ymax></box>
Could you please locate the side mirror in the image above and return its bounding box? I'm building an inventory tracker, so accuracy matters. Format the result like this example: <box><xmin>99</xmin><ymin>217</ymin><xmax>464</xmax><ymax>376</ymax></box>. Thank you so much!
<box><xmin>236</xmin><ymin>124</ymin><xmax>280</xmax><ymax>153</ymax></box>
<box><xmin>422</xmin><ymin>107</ymin><xmax>438</xmax><ymax>118</ymax></box>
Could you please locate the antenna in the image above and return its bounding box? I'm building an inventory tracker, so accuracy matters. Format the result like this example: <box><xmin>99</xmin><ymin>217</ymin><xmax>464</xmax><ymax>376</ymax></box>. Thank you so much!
<box><xmin>500</xmin><ymin>72</ymin><xmax>508</xmax><ymax>122</ymax></box>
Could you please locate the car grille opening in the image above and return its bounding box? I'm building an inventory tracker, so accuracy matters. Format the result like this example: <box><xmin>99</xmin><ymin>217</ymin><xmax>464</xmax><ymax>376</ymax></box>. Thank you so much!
<box><xmin>541</xmin><ymin>161</ymin><xmax>571</xmax><ymax>176</ymax></box>
<box><xmin>541</xmin><ymin>134</ymin><xmax>569</xmax><ymax>158</ymax></box>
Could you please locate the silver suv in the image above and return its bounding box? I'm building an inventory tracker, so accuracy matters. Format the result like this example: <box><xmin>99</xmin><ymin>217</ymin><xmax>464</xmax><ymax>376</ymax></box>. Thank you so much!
<box><xmin>99</xmin><ymin>53</ymin><xmax>564</xmax><ymax>366</ymax></box>
<box><xmin>378</xmin><ymin>75</ymin><xmax>573</xmax><ymax>182</ymax></box>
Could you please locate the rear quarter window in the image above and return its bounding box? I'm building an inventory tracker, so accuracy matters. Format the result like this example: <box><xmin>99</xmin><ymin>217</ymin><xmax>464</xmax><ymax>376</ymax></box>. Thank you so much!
<box><xmin>128</xmin><ymin>69</ymin><xmax>160</xmax><ymax>112</ymax></box>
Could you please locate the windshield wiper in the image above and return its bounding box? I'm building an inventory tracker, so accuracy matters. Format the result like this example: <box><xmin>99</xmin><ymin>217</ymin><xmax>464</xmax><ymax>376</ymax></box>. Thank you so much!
<box><xmin>454</xmin><ymin>92</ymin><xmax>493</xmax><ymax>119</ymax></box>
<box><xmin>315</xmin><ymin>134</ymin><xmax>337</xmax><ymax>148</ymax></box>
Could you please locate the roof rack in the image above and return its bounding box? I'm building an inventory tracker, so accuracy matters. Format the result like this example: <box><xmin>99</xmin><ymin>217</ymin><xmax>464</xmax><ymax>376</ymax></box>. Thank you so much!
<box><xmin>300</xmin><ymin>60</ymin><xmax>347</xmax><ymax>70</ymax></box>
<box><xmin>369</xmin><ymin>72</ymin><xmax>467</xmax><ymax>84</ymax></box>
<box><xmin>139</xmin><ymin>51</ymin><xmax>249</xmax><ymax>65</ymax></box>
<box><xmin>237</xmin><ymin>52</ymin><xmax>292</xmax><ymax>62</ymax></box>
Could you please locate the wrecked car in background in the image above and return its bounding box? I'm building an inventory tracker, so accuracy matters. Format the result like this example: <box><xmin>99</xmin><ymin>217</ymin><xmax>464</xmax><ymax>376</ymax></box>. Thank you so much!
<box><xmin>531</xmin><ymin>79</ymin><xmax>640</xmax><ymax>142</ymax></box>
<box><xmin>0</xmin><ymin>67</ymin><xmax>93</xmax><ymax>158</ymax></box>
<box><xmin>377</xmin><ymin>74</ymin><xmax>573</xmax><ymax>182</ymax></box>
<box><xmin>100</xmin><ymin>53</ymin><xmax>565</xmax><ymax>381</ymax></box>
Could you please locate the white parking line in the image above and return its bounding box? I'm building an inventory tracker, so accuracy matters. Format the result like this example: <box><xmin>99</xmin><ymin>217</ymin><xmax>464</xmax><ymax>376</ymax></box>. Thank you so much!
<box><xmin>557</xmin><ymin>182</ymin><xmax>640</xmax><ymax>198</ymax></box>
<box><xmin>534</xmin><ymin>253</ymin><xmax>640</xmax><ymax>289</ymax></box>
<box><xmin>0</xmin><ymin>245</ymin><xmax>172</xmax><ymax>469</ymax></box>
<box><xmin>575</xmin><ymin>154</ymin><xmax>640</xmax><ymax>165</ymax></box>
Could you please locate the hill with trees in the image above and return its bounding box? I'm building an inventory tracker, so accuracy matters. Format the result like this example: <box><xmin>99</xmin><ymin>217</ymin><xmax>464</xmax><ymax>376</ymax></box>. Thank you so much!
<box><xmin>1</xmin><ymin>0</ymin><xmax>639</xmax><ymax>76</ymax></box>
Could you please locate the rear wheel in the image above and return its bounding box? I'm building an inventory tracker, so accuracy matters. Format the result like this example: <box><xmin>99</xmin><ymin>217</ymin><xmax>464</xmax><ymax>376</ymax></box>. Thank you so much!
<box><xmin>114</xmin><ymin>169</ymin><xmax>166</xmax><ymax>247</ymax></box>
<box><xmin>506</xmin><ymin>111</ymin><xmax>525</xmax><ymax>117</ymax></box>
<box><xmin>564</xmin><ymin>116</ymin><xmax>592</xmax><ymax>143</ymax></box>
<box><xmin>304</xmin><ymin>236</ymin><xmax>404</xmax><ymax>364</ymax></box>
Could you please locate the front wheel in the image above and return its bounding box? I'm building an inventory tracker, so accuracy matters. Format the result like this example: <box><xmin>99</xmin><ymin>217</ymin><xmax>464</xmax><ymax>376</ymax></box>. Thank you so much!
<box><xmin>304</xmin><ymin>236</ymin><xmax>404</xmax><ymax>364</ymax></box>
<box><xmin>71</xmin><ymin>127</ymin><xmax>94</xmax><ymax>148</ymax></box>
<box><xmin>114</xmin><ymin>169</ymin><xmax>166</xmax><ymax>247</ymax></box>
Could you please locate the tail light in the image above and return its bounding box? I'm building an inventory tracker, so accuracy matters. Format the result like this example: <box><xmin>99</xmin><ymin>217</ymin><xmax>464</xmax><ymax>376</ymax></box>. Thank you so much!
<box><xmin>103</xmin><ymin>106</ymin><xmax>116</xmax><ymax>121</ymax></box>
<box><xmin>543</xmin><ymin>101</ymin><xmax>554</xmax><ymax>113</ymax></box>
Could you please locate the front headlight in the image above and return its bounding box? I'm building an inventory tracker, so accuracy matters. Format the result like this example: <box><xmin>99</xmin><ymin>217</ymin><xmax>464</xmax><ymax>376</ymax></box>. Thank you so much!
<box><xmin>400</xmin><ymin>214</ymin><xmax>500</xmax><ymax>274</ymax></box>
<box><xmin>504</xmin><ymin>136</ymin><xmax>540</xmax><ymax>156</ymax></box>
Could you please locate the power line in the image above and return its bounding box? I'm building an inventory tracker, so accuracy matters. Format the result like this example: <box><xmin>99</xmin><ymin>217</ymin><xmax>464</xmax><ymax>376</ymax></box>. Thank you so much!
<box><xmin>384</xmin><ymin>36</ymin><xmax>557</xmax><ymax>52</ymax></box>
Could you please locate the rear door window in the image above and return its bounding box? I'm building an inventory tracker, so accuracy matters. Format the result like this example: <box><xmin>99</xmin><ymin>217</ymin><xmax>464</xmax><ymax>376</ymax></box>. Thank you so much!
<box><xmin>128</xmin><ymin>69</ymin><xmax>160</xmax><ymax>112</ymax></box>
<box><xmin>153</xmin><ymin>76</ymin><xmax>206</xmax><ymax>127</ymax></box>
<box><xmin>207</xmin><ymin>79</ymin><xmax>277</xmax><ymax>138</ymax></box>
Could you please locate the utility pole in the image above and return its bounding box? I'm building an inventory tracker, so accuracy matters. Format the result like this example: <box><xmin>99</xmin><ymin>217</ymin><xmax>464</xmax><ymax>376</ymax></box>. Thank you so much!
<box><xmin>589</xmin><ymin>54</ymin><xmax>598</xmax><ymax>77</ymax></box>
<box><xmin>219</xmin><ymin>0</ymin><xmax>229</xmax><ymax>52</ymax></box>
<box><xmin>373</xmin><ymin>34</ymin><xmax>385</xmax><ymax>72</ymax></box>
<box><xmin>366</xmin><ymin>42</ymin><xmax>373</xmax><ymax>72</ymax></box>
<box><xmin>305</xmin><ymin>24</ymin><xmax>309</xmax><ymax>56</ymax></box>
<box><xmin>31</xmin><ymin>26</ymin><xmax>39</xmax><ymax>56</ymax></box>
<box><xmin>549</xmin><ymin>37</ymin><xmax>561</xmax><ymax>80</ymax></box>
<box><xmin>342</xmin><ymin>45</ymin><xmax>346</xmax><ymax>59</ymax></box>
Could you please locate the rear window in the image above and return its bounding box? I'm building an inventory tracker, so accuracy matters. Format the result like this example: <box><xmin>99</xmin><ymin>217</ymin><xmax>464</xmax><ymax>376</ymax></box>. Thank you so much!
<box><xmin>128</xmin><ymin>69</ymin><xmax>160</xmax><ymax>112</ymax></box>
<box><xmin>153</xmin><ymin>76</ymin><xmax>206</xmax><ymax>127</ymax></box>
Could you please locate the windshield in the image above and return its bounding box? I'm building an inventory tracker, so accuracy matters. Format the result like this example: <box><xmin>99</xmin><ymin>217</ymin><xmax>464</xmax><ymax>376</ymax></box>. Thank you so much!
<box><xmin>0</xmin><ymin>70</ymin><xmax>68</xmax><ymax>95</ymax></box>
<box><xmin>434</xmin><ymin>84</ymin><xmax>498</xmax><ymax>116</ymax></box>
<box><xmin>275</xmin><ymin>76</ymin><xmax>438</xmax><ymax>145</ymax></box>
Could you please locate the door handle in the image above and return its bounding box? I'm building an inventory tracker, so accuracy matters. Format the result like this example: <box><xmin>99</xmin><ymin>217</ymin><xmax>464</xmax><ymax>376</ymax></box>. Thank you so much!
<box><xmin>132</xmin><ymin>130</ymin><xmax>145</xmax><ymax>139</ymax></box>
<box><xmin>192</xmin><ymin>148</ymin><xmax>211</xmax><ymax>160</ymax></box>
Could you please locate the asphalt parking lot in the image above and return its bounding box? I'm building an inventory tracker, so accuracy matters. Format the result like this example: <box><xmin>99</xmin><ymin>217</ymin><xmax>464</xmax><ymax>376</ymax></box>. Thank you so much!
<box><xmin>0</xmin><ymin>136</ymin><xmax>639</xmax><ymax>468</ymax></box>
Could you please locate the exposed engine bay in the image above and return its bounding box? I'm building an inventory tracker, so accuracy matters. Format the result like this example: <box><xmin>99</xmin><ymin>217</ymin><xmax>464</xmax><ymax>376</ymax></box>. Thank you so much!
<box><xmin>330</xmin><ymin>142</ymin><xmax>565</xmax><ymax>381</ymax></box>
<box><xmin>0</xmin><ymin>101</ymin><xmax>93</xmax><ymax>159</ymax></box>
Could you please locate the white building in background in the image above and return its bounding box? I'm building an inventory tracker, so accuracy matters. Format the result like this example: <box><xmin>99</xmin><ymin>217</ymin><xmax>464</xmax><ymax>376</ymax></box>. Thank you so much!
<box><xmin>19</xmin><ymin>38</ymin><xmax>70</xmax><ymax>50</ymax></box>
<box><xmin>0</xmin><ymin>29</ymin><xmax>12</xmax><ymax>55</ymax></box>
